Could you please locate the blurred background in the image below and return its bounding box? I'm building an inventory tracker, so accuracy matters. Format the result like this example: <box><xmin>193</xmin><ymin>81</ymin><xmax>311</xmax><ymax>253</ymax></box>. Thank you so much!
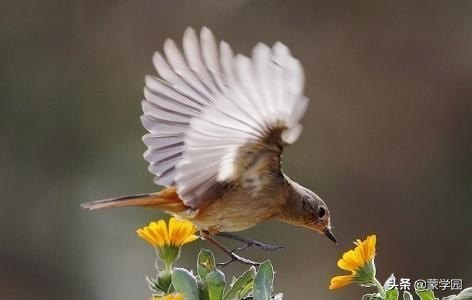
<box><xmin>1</xmin><ymin>1</ymin><xmax>471</xmax><ymax>299</ymax></box>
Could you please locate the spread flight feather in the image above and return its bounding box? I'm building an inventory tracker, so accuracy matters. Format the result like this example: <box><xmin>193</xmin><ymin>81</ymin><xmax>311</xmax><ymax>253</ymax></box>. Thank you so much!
<box><xmin>142</xmin><ymin>27</ymin><xmax>308</xmax><ymax>209</ymax></box>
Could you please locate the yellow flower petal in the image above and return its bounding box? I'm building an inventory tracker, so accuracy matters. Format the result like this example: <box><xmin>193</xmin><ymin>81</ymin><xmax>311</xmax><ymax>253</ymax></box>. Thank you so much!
<box><xmin>182</xmin><ymin>233</ymin><xmax>199</xmax><ymax>245</ymax></box>
<box><xmin>354</xmin><ymin>242</ymin><xmax>366</xmax><ymax>266</ymax></box>
<box><xmin>177</xmin><ymin>222</ymin><xmax>194</xmax><ymax>244</ymax></box>
<box><xmin>137</xmin><ymin>228</ymin><xmax>157</xmax><ymax>246</ymax></box>
<box><xmin>148</xmin><ymin>223</ymin><xmax>165</xmax><ymax>247</ymax></box>
<box><xmin>329</xmin><ymin>275</ymin><xmax>353</xmax><ymax>289</ymax></box>
<box><xmin>342</xmin><ymin>250</ymin><xmax>360</xmax><ymax>268</ymax></box>
<box><xmin>153</xmin><ymin>293</ymin><xmax>184</xmax><ymax>300</ymax></box>
<box><xmin>171</xmin><ymin>218</ymin><xmax>185</xmax><ymax>246</ymax></box>
<box><xmin>337</xmin><ymin>258</ymin><xmax>356</xmax><ymax>272</ymax></box>
<box><xmin>366</xmin><ymin>235</ymin><xmax>376</xmax><ymax>259</ymax></box>
<box><xmin>157</xmin><ymin>220</ymin><xmax>170</xmax><ymax>243</ymax></box>
<box><xmin>168</xmin><ymin>217</ymin><xmax>178</xmax><ymax>242</ymax></box>
<box><xmin>178</xmin><ymin>220</ymin><xmax>192</xmax><ymax>243</ymax></box>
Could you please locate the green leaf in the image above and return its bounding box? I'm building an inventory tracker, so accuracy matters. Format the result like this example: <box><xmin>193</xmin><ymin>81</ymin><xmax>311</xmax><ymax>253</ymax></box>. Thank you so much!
<box><xmin>197</xmin><ymin>249</ymin><xmax>217</xmax><ymax>280</ymax></box>
<box><xmin>443</xmin><ymin>287</ymin><xmax>472</xmax><ymax>300</ymax></box>
<box><xmin>206</xmin><ymin>270</ymin><xmax>226</xmax><ymax>300</ymax></box>
<box><xmin>384</xmin><ymin>274</ymin><xmax>397</xmax><ymax>291</ymax></box>
<box><xmin>403</xmin><ymin>291</ymin><xmax>414</xmax><ymax>300</ymax></box>
<box><xmin>196</xmin><ymin>249</ymin><xmax>216</xmax><ymax>300</ymax></box>
<box><xmin>146</xmin><ymin>275</ymin><xmax>163</xmax><ymax>294</ymax></box>
<box><xmin>224</xmin><ymin>267</ymin><xmax>256</xmax><ymax>300</ymax></box>
<box><xmin>253</xmin><ymin>261</ymin><xmax>274</xmax><ymax>300</ymax></box>
<box><xmin>386</xmin><ymin>287</ymin><xmax>400</xmax><ymax>300</ymax></box>
<box><xmin>362</xmin><ymin>293</ymin><xmax>383</xmax><ymax>300</ymax></box>
<box><xmin>197</xmin><ymin>278</ymin><xmax>210</xmax><ymax>300</ymax></box>
<box><xmin>239</xmin><ymin>279</ymin><xmax>255</xmax><ymax>299</ymax></box>
<box><xmin>456</xmin><ymin>287</ymin><xmax>472</xmax><ymax>299</ymax></box>
<box><xmin>415</xmin><ymin>289</ymin><xmax>436</xmax><ymax>300</ymax></box>
<box><xmin>172</xmin><ymin>268</ymin><xmax>199</xmax><ymax>300</ymax></box>
<box><xmin>146</xmin><ymin>270</ymin><xmax>173</xmax><ymax>294</ymax></box>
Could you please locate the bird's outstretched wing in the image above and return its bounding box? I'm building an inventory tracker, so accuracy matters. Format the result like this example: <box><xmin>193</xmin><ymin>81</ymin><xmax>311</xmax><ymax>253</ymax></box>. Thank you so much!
<box><xmin>142</xmin><ymin>27</ymin><xmax>309</xmax><ymax>209</ymax></box>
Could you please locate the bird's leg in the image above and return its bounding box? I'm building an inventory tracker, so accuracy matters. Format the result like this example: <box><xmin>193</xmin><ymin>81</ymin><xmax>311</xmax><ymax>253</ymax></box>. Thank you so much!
<box><xmin>200</xmin><ymin>231</ymin><xmax>261</xmax><ymax>267</ymax></box>
<box><xmin>216</xmin><ymin>232</ymin><xmax>285</xmax><ymax>252</ymax></box>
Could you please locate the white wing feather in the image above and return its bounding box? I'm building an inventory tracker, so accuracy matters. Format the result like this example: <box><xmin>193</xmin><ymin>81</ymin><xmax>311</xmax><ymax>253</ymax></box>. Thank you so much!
<box><xmin>141</xmin><ymin>27</ymin><xmax>308</xmax><ymax>208</ymax></box>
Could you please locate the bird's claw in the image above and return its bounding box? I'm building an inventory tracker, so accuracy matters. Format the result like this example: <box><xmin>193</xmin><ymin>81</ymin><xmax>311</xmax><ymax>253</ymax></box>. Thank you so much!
<box><xmin>220</xmin><ymin>240</ymin><xmax>283</xmax><ymax>267</ymax></box>
<box><xmin>217</xmin><ymin>252</ymin><xmax>261</xmax><ymax>267</ymax></box>
<box><xmin>231</xmin><ymin>240</ymin><xmax>284</xmax><ymax>253</ymax></box>
<box><xmin>230</xmin><ymin>244</ymin><xmax>251</xmax><ymax>253</ymax></box>
<box><xmin>216</xmin><ymin>232</ymin><xmax>285</xmax><ymax>253</ymax></box>
<box><xmin>206</xmin><ymin>232</ymin><xmax>282</xmax><ymax>267</ymax></box>
<box><xmin>247</xmin><ymin>240</ymin><xmax>285</xmax><ymax>252</ymax></box>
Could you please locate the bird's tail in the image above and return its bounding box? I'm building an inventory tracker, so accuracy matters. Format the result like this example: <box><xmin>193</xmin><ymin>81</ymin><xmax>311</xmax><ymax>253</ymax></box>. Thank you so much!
<box><xmin>81</xmin><ymin>187</ymin><xmax>188</xmax><ymax>213</ymax></box>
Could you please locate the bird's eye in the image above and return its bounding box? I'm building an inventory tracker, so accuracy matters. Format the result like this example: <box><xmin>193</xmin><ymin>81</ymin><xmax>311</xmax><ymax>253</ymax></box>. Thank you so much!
<box><xmin>318</xmin><ymin>207</ymin><xmax>326</xmax><ymax>219</ymax></box>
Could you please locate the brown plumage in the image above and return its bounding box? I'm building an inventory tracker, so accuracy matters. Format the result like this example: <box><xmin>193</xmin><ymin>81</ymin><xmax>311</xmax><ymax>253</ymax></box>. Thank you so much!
<box><xmin>82</xmin><ymin>173</ymin><xmax>331</xmax><ymax>236</ymax></box>
<box><xmin>82</xmin><ymin>27</ymin><xmax>337</xmax><ymax>255</ymax></box>
<box><xmin>82</xmin><ymin>187</ymin><xmax>186</xmax><ymax>213</ymax></box>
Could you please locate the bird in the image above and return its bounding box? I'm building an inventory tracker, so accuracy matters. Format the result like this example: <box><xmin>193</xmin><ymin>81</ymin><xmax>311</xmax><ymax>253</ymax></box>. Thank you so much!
<box><xmin>82</xmin><ymin>27</ymin><xmax>336</xmax><ymax>265</ymax></box>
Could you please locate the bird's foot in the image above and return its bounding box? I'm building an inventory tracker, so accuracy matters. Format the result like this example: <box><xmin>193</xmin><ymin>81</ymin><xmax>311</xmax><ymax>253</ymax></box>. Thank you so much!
<box><xmin>217</xmin><ymin>232</ymin><xmax>285</xmax><ymax>253</ymax></box>
<box><xmin>217</xmin><ymin>252</ymin><xmax>261</xmax><ymax>267</ymax></box>
<box><xmin>235</xmin><ymin>239</ymin><xmax>284</xmax><ymax>252</ymax></box>
<box><xmin>201</xmin><ymin>230</ymin><xmax>262</xmax><ymax>267</ymax></box>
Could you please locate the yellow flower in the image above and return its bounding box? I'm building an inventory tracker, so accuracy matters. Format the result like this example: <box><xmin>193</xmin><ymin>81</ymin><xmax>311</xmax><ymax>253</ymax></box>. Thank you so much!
<box><xmin>137</xmin><ymin>217</ymin><xmax>198</xmax><ymax>248</ymax></box>
<box><xmin>329</xmin><ymin>235</ymin><xmax>377</xmax><ymax>289</ymax></box>
<box><xmin>152</xmin><ymin>293</ymin><xmax>184</xmax><ymax>300</ymax></box>
<box><xmin>137</xmin><ymin>217</ymin><xmax>198</xmax><ymax>266</ymax></box>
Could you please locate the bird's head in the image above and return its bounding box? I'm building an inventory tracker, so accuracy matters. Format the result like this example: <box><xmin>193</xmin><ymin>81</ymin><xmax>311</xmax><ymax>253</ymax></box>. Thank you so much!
<box><xmin>283</xmin><ymin>178</ymin><xmax>337</xmax><ymax>244</ymax></box>
<box><xmin>301</xmin><ymin>192</ymin><xmax>336</xmax><ymax>244</ymax></box>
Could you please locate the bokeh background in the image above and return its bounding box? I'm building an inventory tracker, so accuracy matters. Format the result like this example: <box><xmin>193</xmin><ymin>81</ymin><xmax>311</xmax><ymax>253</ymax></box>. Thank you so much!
<box><xmin>1</xmin><ymin>1</ymin><xmax>471</xmax><ymax>299</ymax></box>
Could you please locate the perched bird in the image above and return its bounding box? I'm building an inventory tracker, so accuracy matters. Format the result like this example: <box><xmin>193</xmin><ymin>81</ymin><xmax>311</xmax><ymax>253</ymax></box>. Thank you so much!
<box><xmin>82</xmin><ymin>27</ymin><xmax>336</xmax><ymax>265</ymax></box>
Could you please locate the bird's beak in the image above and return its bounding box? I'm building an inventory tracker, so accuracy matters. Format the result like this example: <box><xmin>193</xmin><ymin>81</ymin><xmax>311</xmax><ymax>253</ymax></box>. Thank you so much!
<box><xmin>324</xmin><ymin>227</ymin><xmax>337</xmax><ymax>244</ymax></box>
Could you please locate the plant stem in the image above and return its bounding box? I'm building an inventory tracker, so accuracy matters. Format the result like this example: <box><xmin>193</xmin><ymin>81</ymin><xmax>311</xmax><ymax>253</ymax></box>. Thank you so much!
<box><xmin>165</xmin><ymin>262</ymin><xmax>173</xmax><ymax>273</ymax></box>
<box><xmin>373</xmin><ymin>277</ymin><xmax>386</xmax><ymax>298</ymax></box>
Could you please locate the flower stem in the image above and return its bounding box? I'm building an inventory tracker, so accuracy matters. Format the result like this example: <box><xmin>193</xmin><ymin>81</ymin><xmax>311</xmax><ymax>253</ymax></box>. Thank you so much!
<box><xmin>164</xmin><ymin>262</ymin><xmax>173</xmax><ymax>273</ymax></box>
<box><xmin>373</xmin><ymin>277</ymin><xmax>386</xmax><ymax>298</ymax></box>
